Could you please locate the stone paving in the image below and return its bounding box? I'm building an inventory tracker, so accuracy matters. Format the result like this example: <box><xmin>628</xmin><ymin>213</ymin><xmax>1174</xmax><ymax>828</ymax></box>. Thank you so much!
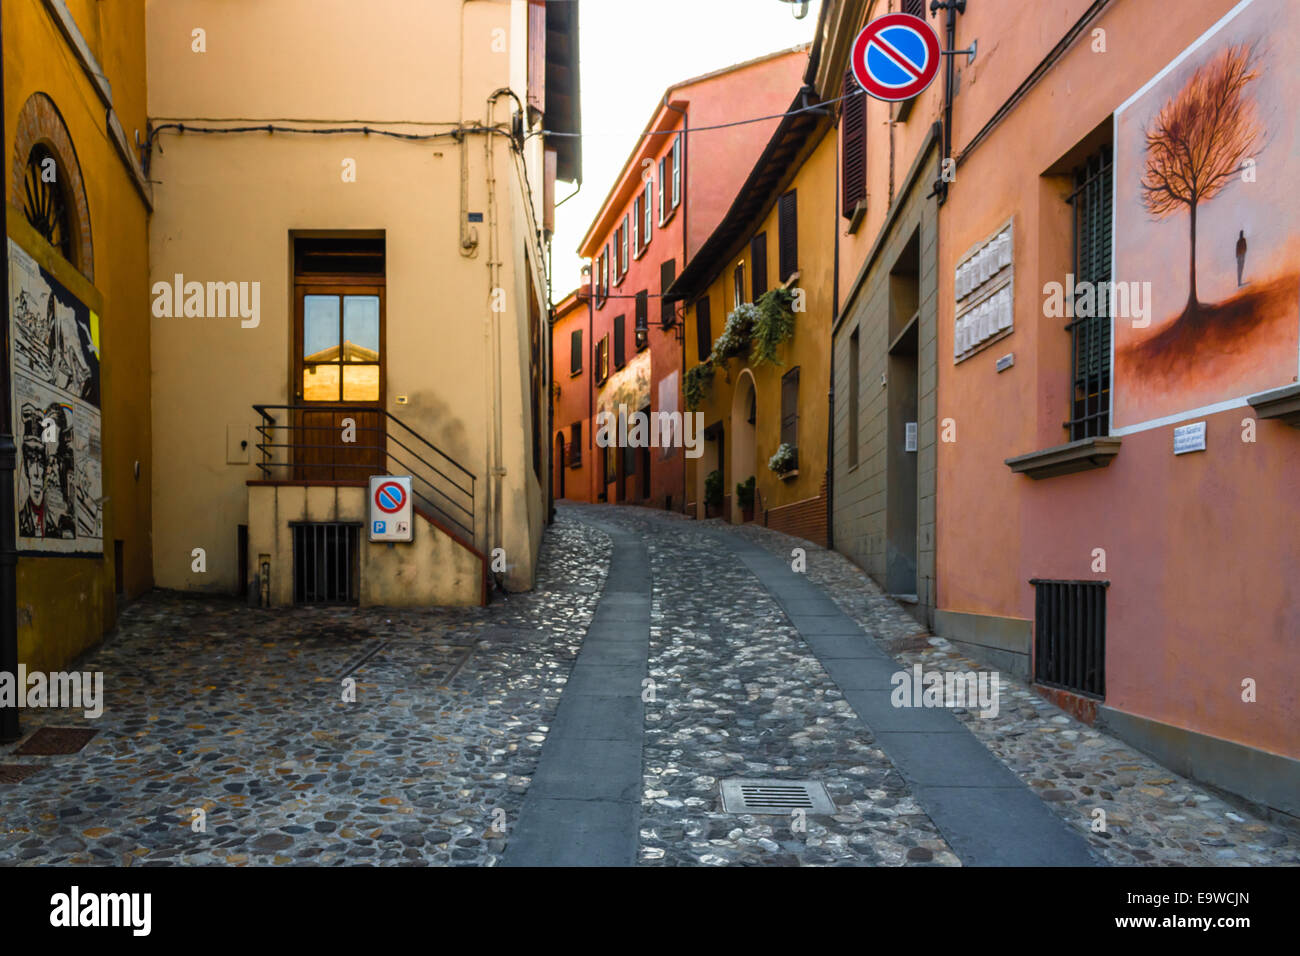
<box><xmin>0</xmin><ymin>518</ymin><xmax>610</xmax><ymax>866</ymax></box>
<box><xmin>2</xmin><ymin>502</ymin><xmax>1296</xmax><ymax>866</ymax></box>
<box><xmin>724</xmin><ymin>518</ymin><xmax>1300</xmax><ymax>867</ymax></box>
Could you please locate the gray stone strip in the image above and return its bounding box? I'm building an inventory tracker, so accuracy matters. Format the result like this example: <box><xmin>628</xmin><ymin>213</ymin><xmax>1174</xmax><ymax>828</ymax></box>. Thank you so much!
<box><xmin>501</xmin><ymin>525</ymin><xmax>648</xmax><ymax>866</ymax></box>
<box><xmin>721</xmin><ymin>534</ymin><xmax>1101</xmax><ymax>867</ymax></box>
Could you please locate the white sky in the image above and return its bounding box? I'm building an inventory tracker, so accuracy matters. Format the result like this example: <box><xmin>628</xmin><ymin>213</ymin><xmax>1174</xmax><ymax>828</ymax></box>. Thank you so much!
<box><xmin>550</xmin><ymin>0</ymin><xmax>822</xmax><ymax>302</ymax></box>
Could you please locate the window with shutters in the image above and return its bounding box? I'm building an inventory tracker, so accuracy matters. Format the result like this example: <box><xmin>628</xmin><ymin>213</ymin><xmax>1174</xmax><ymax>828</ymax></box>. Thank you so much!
<box><xmin>600</xmin><ymin>246</ymin><xmax>610</xmax><ymax>306</ymax></box>
<box><xmin>1067</xmin><ymin>146</ymin><xmax>1112</xmax><ymax>440</ymax></box>
<box><xmin>572</xmin><ymin>422</ymin><xmax>583</xmax><ymax>465</ymax></box>
<box><xmin>671</xmin><ymin>135</ymin><xmax>682</xmax><ymax>209</ymax></box>
<box><xmin>696</xmin><ymin>295</ymin><xmax>713</xmax><ymax>362</ymax></box>
<box><xmin>642</xmin><ymin>184</ymin><xmax>653</xmax><ymax>245</ymax></box>
<box><xmin>632</xmin><ymin>198</ymin><xmax>641</xmax><ymax>257</ymax></box>
<box><xmin>660</xmin><ymin>259</ymin><xmax>676</xmax><ymax>325</ymax></box>
<box><xmin>596</xmin><ymin>335</ymin><xmax>609</xmax><ymax>383</ymax></box>
<box><xmin>778</xmin><ymin>190</ymin><xmax>798</xmax><ymax>281</ymax></box>
<box><xmin>614</xmin><ymin>315</ymin><xmax>626</xmax><ymax>369</ymax></box>
<box><xmin>635</xmin><ymin>291</ymin><xmax>649</xmax><ymax>350</ymax></box>
<box><xmin>526</xmin><ymin>1</ymin><xmax>546</xmax><ymax>115</ymax></box>
<box><xmin>841</xmin><ymin>70</ymin><xmax>867</xmax><ymax>219</ymax></box>
<box><xmin>613</xmin><ymin>227</ymin><xmax>624</xmax><ymax>285</ymax></box>
<box><xmin>903</xmin><ymin>0</ymin><xmax>926</xmax><ymax>18</ymax></box>
<box><xmin>658</xmin><ymin>157</ymin><xmax>668</xmax><ymax>224</ymax></box>
<box><xmin>620</xmin><ymin>214</ymin><xmax>630</xmax><ymax>274</ymax></box>
<box><xmin>750</xmin><ymin>233</ymin><xmax>768</xmax><ymax>299</ymax></box>
<box><xmin>734</xmin><ymin>262</ymin><xmax>746</xmax><ymax>309</ymax></box>
<box><xmin>780</xmin><ymin>367</ymin><xmax>800</xmax><ymax>451</ymax></box>
<box><xmin>570</xmin><ymin>328</ymin><xmax>582</xmax><ymax>375</ymax></box>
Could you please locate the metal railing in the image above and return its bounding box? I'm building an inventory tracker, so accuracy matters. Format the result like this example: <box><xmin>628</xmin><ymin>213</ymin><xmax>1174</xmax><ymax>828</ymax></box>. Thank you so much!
<box><xmin>251</xmin><ymin>404</ymin><xmax>476</xmax><ymax>543</ymax></box>
<box><xmin>1031</xmin><ymin>579</ymin><xmax>1108</xmax><ymax>699</ymax></box>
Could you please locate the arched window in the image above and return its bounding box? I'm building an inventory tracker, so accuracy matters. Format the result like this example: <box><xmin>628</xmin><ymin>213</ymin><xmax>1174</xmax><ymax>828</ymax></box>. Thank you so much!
<box><xmin>23</xmin><ymin>143</ymin><xmax>75</xmax><ymax>265</ymax></box>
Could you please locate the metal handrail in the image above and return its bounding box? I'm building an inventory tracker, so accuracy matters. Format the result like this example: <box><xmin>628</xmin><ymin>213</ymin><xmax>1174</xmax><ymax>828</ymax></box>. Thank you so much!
<box><xmin>250</xmin><ymin>403</ymin><xmax>476</xmax><ymax>542</ymax></box>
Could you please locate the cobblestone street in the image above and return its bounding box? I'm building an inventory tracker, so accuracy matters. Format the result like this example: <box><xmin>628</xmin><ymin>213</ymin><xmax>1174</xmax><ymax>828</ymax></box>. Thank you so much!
<box><xmin>1</xmin><ymin>505</ymin><xmax>1296</xmax><ymax>866</ymax></box>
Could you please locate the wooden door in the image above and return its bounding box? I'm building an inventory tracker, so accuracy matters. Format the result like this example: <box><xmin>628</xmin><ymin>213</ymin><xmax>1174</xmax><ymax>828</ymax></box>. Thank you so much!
<box><xmin>292</xmin><ymin>285</ymin><xmax>386</xmax><ymax>482</ymax></box>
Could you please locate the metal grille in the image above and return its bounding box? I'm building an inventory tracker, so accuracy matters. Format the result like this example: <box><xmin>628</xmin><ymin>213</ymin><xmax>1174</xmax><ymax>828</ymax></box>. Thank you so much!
<box><xmin>292</xmin><ymin>523</ymin><xmax>361</xmax><ymax>605</ymax></box>
<box><xmin>720</xmin><ymin>778</ymin><xmax>834</xmax><ymax>814</ymax></box>
<box><xmin>1031</xmin><ymin>579</ymin><xmax>1107</xmax><ymax>698</ymax></box>
<box><xmin>1066</xmin><ymin>146</ymin><xmax>1113</xmax><ymax>440</ymax></box>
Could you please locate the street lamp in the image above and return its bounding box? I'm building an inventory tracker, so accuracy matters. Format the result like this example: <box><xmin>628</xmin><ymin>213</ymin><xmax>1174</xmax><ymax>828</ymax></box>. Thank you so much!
<box><xmin>775</xmin><ymin>0</ymin><xmax>811</xmax><ymax>20</ymax></box>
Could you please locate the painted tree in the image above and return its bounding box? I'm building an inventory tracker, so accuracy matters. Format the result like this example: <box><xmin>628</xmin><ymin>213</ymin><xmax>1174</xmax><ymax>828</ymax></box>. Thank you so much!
<box><xmin>1139</xmin><ymin>43</ymin><xmax>1263</xmax><ymax>315</ymax></box>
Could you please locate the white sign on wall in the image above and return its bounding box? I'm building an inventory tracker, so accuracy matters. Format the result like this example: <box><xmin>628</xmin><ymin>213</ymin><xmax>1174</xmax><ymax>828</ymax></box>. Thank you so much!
<box><xmin>1173</xmin><ymin>421</ymin><xmax>1207</xmax><ymax>455</ymax></box>
<box><xmin>369</xmin><ymin>475</ymin><xmax>413</xmax><ymax>542</ymax></box>
<box><xmin>954</xmin><ymin>221</ymin><xmax>1014</xmax><ymax>363</ymax></box>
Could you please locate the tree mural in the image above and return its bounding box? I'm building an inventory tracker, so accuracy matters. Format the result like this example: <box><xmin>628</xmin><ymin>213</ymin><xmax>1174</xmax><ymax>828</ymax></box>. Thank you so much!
<box><xmin>1139</xmin><ymin>43</ymin><xmax>1263</xmax><ymax>316</ymax></box>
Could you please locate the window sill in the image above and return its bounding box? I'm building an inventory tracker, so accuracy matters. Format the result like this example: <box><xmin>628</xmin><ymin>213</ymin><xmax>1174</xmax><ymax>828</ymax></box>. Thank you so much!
<box><xmin>1005</xmin><ymin>436</ymin><xmax>1122</xmax><ymax>479</ymax></box>
<box><xmin>774</xmin><ymin>468</ymin><xmax>799</xmax><ymax>481</ymax></box>
<box><xmin>658</xmin><ymin>206</ymin><xmax>677</xmax><ymax>229</ymax></box>
<box><xmin>845</xmin><ymin>199</ymin><xmax>867</xmax><ymax>235</ymax></box>
<box><xmin>1248</xmin><ymin>383</ymin><xmax>1300</xmax><ymax>427</ymax></box>
<box><xmin>569</xmin><ymin>369</ymin><xmax>583</xmax><ymax>378</ymax></box>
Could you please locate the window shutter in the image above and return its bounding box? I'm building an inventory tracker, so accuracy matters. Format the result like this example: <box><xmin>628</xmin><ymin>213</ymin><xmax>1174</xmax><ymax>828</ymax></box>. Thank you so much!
<box><xmin>632</xmin><ymin>199</ymin><xmax>639</xmax><ymax>254</ymax></box>
<box><xmin>614</xmin><ymin>314</ymin><xmax>625</xmax><ymax>368</ymax></box>
<box><xmin>695</xmin><ymin>296</ymin><xmax>712</xmax><ymax>362</ymax></box>
<box><xmin>841</xmin><ymin>71</ymin><xmax>867</xmax><ymax>218</ymax></box>
<box><xmin>527</xmin><ymin>1</ymin><xmax>546</xmax><ymax>114</ymax></box>
<box><xmin>643</xmin><ymin>185</ymin><xmax>652</xmax><ymax>241</ymax></box>
<box><xmin>621</xmin><ymin>214</ymin><xmax>630</xmax><ymax>272</ymax></box>
<box><xmin>659</xmin><ymin>259</ymin><xmax>676</xmax><ymax>325</ymax></box>
<box><xmin>635</xmin><ymin>291</ymin><xmax>649</xmax><ymax>349</ymax></box>
<box><xmin>658</xmin><ymin>158</ymin><xmax>667</xmax><ymax>222</ymax></box>
<box><xmin>672</xmin><ymin>136</ymin><xmax>682</xmax><ymax>208</ymax></box>
<box><xmin>778</xmin><ymin>190</ymin><xmax>798</xmax><ymax>281</ymax></box>
<box><xmin>734</xmin><ymin>263</ymin><xmax>745</xmax><ymax>308</ymax></box>
<box><xmin>750</xmin><ymin>233</ymin><xmax>768</xmax><ymax>299</ymax></box>
<box><xmin>780</xmin><ymin>367</ymin><xmax>800</xmax><ymax>449</ymax></box>
<box><xmin>570</xmin><ymin>329</ymin><xmax>582</xmax><ymax>374</ymax></box>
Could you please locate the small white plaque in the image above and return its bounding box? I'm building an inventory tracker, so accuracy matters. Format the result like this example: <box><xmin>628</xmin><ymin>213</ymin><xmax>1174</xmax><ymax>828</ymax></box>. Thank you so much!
<box><xmin>905</xmin><ymin>422</ymin><xmax>918</xmax><ymax>452</ymax></box>
<box><xmin>1173</xmin><ymin>421</ymin><xmax>1207</xmax><ymax>455</ymax></box>
<box><xmin>995</xmin><ymin>352</ymin><xmax>1014</xmax><ymax>372</ymax></box>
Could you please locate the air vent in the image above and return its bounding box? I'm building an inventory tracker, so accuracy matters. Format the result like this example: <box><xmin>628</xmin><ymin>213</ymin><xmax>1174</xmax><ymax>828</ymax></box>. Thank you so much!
<box><xmin>720</xmin><ymin>778</ymin><xmax>834</xmax><ymax>814</ymax></box>
<box><xmin>292</xmin><ymin>522</ymin><xmax>361</xmax><ymax>605</ymax></box>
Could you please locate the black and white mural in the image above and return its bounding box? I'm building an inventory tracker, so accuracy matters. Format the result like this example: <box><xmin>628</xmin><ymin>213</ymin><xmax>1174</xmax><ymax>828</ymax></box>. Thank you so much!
<box><xmin>8</xmin><ymin>239</ymin><xmax>102</xmax><ymax>553</ymax></box>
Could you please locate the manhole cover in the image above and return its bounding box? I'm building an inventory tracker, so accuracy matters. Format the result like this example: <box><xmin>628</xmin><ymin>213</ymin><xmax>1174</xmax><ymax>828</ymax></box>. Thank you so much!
<box><xmin>14</xmin><ymin>727</ymin><xmax>98</xmax><ymax>755</ymax></box>
<box><xmin>719</xmin><ymin>778</ymin><xmax>835</xmax><ymax>814</ymax></box>
<box><xmin>0</xmin><ymin>764</ymin><xmax>42</xmax><ymax>784</ymax></box>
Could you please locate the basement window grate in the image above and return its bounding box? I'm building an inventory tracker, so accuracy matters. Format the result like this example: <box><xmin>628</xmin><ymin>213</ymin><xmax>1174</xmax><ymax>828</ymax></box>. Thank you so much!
<box><xmin>1031</xmin><ymin>579</ymin><xmax>1107</xmax><ymax>699</ymax></box>
<box><xmin>292</xmin><ymin>522</ymin><xmax>361</xmax><ymax>605</ymax></box>
<box><xmin>720</xmin><ymin>778</ymin><xmax>834</xmax><ymax>814</ymax></box>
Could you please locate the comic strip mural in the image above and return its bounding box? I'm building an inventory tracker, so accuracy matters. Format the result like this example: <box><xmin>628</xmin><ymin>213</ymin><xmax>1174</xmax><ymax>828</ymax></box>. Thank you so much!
<box><xmin>7</xmin><ymin>239</ymin><xmax>103</xmax><ymax>553</ymax></box>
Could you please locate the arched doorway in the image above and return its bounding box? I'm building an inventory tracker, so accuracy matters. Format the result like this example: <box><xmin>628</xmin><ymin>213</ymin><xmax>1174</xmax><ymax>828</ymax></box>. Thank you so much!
<box><xmin>729</xmin><ymin>370</ymin><xmax>757</xmax><ymax>523</ymax></box>
<box><xmin>554</xmin><ymin>433</ymin><xmax>566</xmax><ymax>499</ymax></box>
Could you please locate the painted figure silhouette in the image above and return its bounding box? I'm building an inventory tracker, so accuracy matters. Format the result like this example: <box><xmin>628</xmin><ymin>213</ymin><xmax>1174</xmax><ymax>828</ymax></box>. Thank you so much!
<box><xmin>1236</xmin><ymin>230</ymin><xmax>1247</xmax><ymax>287</ymax></box>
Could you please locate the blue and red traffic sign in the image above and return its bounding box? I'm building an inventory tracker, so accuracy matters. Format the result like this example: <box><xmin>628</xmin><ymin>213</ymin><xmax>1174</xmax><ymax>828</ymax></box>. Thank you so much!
<box><xmin>851</xmin><ymin>12</ymin><xmax>941</xmax><ymax>102</ymax></box>
<box><xmin>374</xmin><ymin>480</ymin><xmax>407</xmax><ymax>514</ymax></box>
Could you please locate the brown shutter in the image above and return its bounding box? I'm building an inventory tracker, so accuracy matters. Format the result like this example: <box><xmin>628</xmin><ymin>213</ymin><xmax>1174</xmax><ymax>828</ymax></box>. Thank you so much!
<box><xmin>778</xmin><ymin>190</ymin><xmax>798</xmax><ymax>281</ymax></box>
<box><xmin>614</xmin><ymin>314</ymin><xmax>625</xmax><ymax>368</ymax></box>
<box><xmin>841</xmin><ymin>70</ymin><xmax>866</xmax><ymax>218</ymax></box>
<box><xmin>570</xmin><ymin>328</ymin><xmax>582</xmax><ymax>374</ymax></box>
<box><xmin>780</xmin><ymin>367</ymin><xmax>800</xmax><ymax>449</ymax></box>
<box><xmin>527</xmin><ymin>1</ymin><xmax>546</xmax><ymax>114</ymax></box>
<box><xmin>659</xmin><ymin>259</ymin><xmax>676</xmax><ymax>324</ymax></box>
<box><xmin>750</xmin><ymin>232</ymin><xmax>768</xmax><ymax>298</ymax></box>
<box><xmin>696</xmin><ymin>295</ymin><xmax>712</xmax><ymax>362</ymax></box>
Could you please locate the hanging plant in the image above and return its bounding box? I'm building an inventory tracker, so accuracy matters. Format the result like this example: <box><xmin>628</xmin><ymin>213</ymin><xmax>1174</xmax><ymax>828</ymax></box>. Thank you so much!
<box><xmin>768</xmin><ymin>442</ymin><xmax>798</xmax><ymax>476</ymax></box>
<box><xmin>704</xmin><ymin>469</ymin><xmax>724</xmax><ymax>511</ymax></box>
<box><xmin>749</xmin><ymin>288</ymin><xmax>797</xmax><ymax>366</ymax></box>
<box><xmin>713</xmin><ymin>302</ymin><xmax>759</xmax><ymax>363</ymax></box>
<box><xmin>735</xmin><ymin>475</ymin><xmax>756</xmax><ymax>511</ymax></box>
<box><xmin>684</xmin><ymin>360</ymin><xmax>715</xmax><ymax>411</ymax></box>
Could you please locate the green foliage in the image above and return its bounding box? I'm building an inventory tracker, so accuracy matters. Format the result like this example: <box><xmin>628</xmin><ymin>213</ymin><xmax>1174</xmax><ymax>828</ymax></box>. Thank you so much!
<box><xmin>735</xmin><ymin>475</ymin><xmax>756</xmax><ymax>510</ymax></box>
<box><xmin>714</xmin><ymin>302</ymin><xmax>758</xmax><ymax>362</ymax></box>
<box><xmin>749</xmin><ymin>288</ymin><xmax>797</xmax><ymax>366</ymax></box>
<box><xmin>704</xmin><ymin>469</ymin><xmax>724</xmax><ymax>509</ymax></box>
<box><xmin>768</xmin><ymin>442</ymin><xmax>798</xmax><ymax>475</ymax></box>
<box><xmin>684</xmin><ymin>361</ymin><xmax>715</xmax><ymax>411</ymax></box>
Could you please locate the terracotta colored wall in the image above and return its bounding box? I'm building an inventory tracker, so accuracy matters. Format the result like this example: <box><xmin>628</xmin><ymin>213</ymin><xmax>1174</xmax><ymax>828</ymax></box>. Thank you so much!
<box><xmin>551</xmin><ymin>293</ymin><xmax>594</xmax><ymax>501</ymax></box>
<box><xmin>936</xmin><ymin>0</ymin><xmax>1298</xmax><ymax>759</ymax></box>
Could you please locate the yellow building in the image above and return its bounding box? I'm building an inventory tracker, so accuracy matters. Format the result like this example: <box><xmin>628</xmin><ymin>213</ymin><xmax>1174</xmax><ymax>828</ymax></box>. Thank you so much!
<box><xmin>3</xmin><ymin>0</ymin><xmax>153</xmax><ymax>678</ymax></box>
<box><xmin>669</xmin><ymin>84</ymin><xmax>835</xmax><ymax>545</ymax></box>
<box><xmin>144</xmin><ymin>0</ymin><xmax>579</xmax><ymax>604</ymax></box>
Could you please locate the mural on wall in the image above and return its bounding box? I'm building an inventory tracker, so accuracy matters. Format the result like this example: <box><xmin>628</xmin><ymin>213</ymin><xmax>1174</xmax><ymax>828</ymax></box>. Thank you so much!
<box><xmin>1113</xmin><ymin>0</ymin><xmax>1299</xmax><ymax>430</ymax></box>
<box><xmin>597</xmin><ymin>350</ymin><xmax>651</xmax><ymax>485</ymax></box>
<box><xmin>8</xmin><ymin>239</ymin><xmax>103</xmax><ymax>553</ymax></box>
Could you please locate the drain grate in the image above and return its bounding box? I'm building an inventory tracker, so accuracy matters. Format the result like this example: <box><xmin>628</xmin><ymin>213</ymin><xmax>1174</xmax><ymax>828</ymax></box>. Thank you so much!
<box><xmin>0</xmin><ymin>764</ymin><xmax>42</xmax><ymax>784</ymax></box>
<box><xmin>14</xmin><ymin>727</ymin><xmax>98</xmax><ymax>755</ymax></box>
<box><xmin>720</xmin><ymin>778</ymin><xmax>835</xmax><ymax>814</ymax></box>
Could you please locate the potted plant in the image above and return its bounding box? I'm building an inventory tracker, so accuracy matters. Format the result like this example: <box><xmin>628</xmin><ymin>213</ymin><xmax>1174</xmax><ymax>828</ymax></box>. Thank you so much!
<box><xmin>685</xmin><ymin>360</ymin><xmax>715</xmax><ymax>411</ymax></box>
<box><xmin>750</xmin><ymin>288</ymin><xmax>797</xmax><ymax>366</ymax></box>
<box><xmin>704</xmin><ymin>468</ymin><xmax>724</xmax><ymax>518</ymax></box>
<box><xmin>768</xmin><ymin>442</ymin><xmax>798</xmax><ymax>478</ymax></box>
<box><xmin>736</xmin><ymin>475</ymin><xmax>756</xmax><ymax>522</ymax></box>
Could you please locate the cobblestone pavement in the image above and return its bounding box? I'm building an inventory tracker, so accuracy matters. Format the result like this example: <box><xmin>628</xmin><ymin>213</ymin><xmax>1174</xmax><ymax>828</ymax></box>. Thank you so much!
<box><xmin>0</xmin><ymin>519</ymin><xmax>610</xmax><ymax>866</ymax></box>
<box><xmin>722</xmin><ymin>518</ymin><xmax>1300</xmax><ymax>866</ymax></box>
<box><xmin>2</xmin><ymin>504</ymin><xmax>1296</xmax><ymax>866</ymax></box>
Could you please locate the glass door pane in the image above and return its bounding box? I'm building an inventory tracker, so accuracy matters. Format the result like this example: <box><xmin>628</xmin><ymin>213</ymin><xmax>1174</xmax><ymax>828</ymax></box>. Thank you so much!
<box><xmin>303</xmin><ymin>295</ymin><xmax>341</xmax><ymax>401</ymax></box>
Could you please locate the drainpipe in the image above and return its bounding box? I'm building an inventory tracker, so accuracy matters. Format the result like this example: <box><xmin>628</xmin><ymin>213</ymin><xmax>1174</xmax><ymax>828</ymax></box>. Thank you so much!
<box><xmin>932</xmin><ymin>0</ymin><xmax>965</xmax><ymax>205</ymax></box>
<box><xmin>663</xmin><ymin>93</ymin><xmax>688</xmax><ymax>513</ymax></box>
<box><xmin>0</xmin><ymin>9</ymin><xmax>19</xmax><ymax>743</ymax></box>
<box><xmin>827</xmin><ymin>109</ymin><xmax>839</xmax><ymax>553</ymax></box>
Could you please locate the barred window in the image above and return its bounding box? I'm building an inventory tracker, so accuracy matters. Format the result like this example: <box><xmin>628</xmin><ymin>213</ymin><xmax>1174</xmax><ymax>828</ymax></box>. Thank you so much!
<box><xmin>1066</xmin><ymin>146</ymin><xmax>1113</xmax><ymax>440</ymax></box>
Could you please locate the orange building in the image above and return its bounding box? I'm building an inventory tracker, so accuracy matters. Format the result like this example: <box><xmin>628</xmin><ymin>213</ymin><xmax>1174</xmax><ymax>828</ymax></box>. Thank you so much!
<box><xmin>551</xmin><ymin>287</ymin><xmax>594</xmax><ymax>502</ymax></box>
<box><xmin>933</xmin><ymin>0</ymin><xmax>1299</xmax><ymax>815</ymax></box>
